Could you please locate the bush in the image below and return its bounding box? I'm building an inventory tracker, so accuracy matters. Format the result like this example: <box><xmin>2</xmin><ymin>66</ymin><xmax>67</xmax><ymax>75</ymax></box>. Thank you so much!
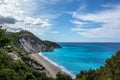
<box><xmin>56</xmin><ymin>72</ymin><xmax>72</xmax><ymax>80</ymax></box>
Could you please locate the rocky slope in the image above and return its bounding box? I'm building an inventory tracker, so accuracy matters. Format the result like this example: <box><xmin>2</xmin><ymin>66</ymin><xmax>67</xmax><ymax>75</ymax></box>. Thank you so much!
<box><xmin>9</xmin><ymin>30</ymin><xmax>61</xmax><ymax>53</ymax></box>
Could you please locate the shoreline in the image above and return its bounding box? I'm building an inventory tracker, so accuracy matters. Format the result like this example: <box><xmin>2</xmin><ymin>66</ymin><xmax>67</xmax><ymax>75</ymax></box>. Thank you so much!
<box><xmin>39</xmin><ymin>52</ymin><xmax>75</xmax><ymax>79</ymax></box>
<box><xmin>29</xmin><ymin>52</ymin><xmax>75</xmax><ymax>78</ymax></box>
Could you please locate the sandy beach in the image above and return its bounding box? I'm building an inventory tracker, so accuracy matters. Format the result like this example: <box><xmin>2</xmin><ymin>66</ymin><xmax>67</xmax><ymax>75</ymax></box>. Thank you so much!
<box><xmin>29</xmin><ymin>53</ymin><xmax>65</xmax><ymax>78</ymax></box>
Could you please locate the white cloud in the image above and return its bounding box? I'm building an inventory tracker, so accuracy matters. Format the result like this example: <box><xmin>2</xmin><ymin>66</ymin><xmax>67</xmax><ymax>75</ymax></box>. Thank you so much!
<box><xmin>71</xmin><ymin>4</ymin><xmax>120</xmax><ymax>38</ymax></box>
<box><xmin>71</xmin><ymin>27</ymin><xmax>88</xmax><ymax>32</ymax></box>
<box><xmin>71</xmin><ymin>20</ymin><xmax>87</xmax><ymax>25</ymax></box>
<box><xmin>0</xmin><ymin>0</ymin><xmax>51</xmax><ymax>35</ymax></box>
<box><xmin>50</xmin><ymin>31</ymin><xmax>59</xmax><ymax>34</ymax></box>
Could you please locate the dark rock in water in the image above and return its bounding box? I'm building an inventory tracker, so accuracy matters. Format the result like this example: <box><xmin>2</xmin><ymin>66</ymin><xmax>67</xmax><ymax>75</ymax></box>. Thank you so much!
<box><xmin>9</xmin><ymin>30</ymin><xmax>61</xmax><ymax>53</ymax></box>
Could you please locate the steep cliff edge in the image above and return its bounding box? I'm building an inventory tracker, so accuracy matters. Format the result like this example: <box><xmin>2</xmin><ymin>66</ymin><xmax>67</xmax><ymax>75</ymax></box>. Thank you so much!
<box><xmin>9</xmin><ymin>30</ymin><xmax>61</xmax><ymax>53</ymax></box>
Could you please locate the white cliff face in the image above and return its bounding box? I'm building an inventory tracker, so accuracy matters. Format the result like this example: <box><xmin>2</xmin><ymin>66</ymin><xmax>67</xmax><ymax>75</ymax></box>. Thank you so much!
<box><xmin>17</xmin><ymin>30</ymin><xmax>60</xmax><ymax>53</ymax></box>
<box><xmin>8</xmin><ymin>30</ymin><xmax>61</xmax><ymax>53</ymax></box>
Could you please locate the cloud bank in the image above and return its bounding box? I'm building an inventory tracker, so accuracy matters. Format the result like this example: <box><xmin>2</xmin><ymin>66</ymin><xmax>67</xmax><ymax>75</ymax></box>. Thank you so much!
<box><xmin>0</xmin><ymin>16</ymin><xmax>16</xmax><ymax>24</ymax></box>
<box><xmin>71</xmin><ymin>4</ymin><xmax>120</xmax><ymax>38</ymax></box>
<box><xmin>0</xmin><ymin>0</ymin><xmax>51</xmax><ymax>35</ymax></box>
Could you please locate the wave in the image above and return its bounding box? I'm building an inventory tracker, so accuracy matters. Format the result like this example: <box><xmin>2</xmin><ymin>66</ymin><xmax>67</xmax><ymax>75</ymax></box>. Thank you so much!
<box><xmin>39</xmin><ymin>52</ymin><xmax>76</xmax><ymax>79</ymax></box>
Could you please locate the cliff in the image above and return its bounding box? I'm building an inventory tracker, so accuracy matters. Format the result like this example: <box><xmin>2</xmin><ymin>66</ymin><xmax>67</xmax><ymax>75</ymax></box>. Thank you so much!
<box><xmin>0</xmin><ymin>27</ymin><xmax>71</xmax><ymax>80</ymax></box>
<box><xmin>8</xmin><ymin>30</ymin><xmax>61</xmax><ymax>53</ymax></box>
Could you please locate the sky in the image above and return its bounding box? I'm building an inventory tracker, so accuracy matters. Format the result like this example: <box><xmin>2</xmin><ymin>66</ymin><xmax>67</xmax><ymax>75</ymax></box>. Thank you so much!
<box><xmin>0</xmin><ymin>0</ymin><xmax>120</xmax><ymax>42</ymax></box>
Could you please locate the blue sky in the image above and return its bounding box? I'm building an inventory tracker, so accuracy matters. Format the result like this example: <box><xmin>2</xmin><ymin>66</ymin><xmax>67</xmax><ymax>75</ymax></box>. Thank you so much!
<box><xmin>0</xmin><ymin>0</ymin><xmax>120</xmax><ymax>42</ymax></box>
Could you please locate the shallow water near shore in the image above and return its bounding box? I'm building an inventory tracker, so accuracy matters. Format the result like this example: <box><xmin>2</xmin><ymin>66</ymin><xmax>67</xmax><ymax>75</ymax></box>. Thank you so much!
<box><xmin>43</xmin><ymin>43</ymin><xmax>120</xmax><ymax>77</ymax></box>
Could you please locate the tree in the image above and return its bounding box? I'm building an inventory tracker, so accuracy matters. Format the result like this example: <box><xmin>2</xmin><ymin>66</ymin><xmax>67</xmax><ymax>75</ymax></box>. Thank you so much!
<box><xmin>0</xmin><ymin>68</ymin><xmax>17</xmax><ymax>80</ymax></box>
<box><xmin>0</xmin><ymin>26</ymin><xmax>11</xmax><ymax>48</ymax></box>
<box><xmin>22</xmin><ymin>72</ymin><xmax>37</xmax><ymax>80</ymax></box>
<box><xmin>56</xmin><ymin>72</ymin><xmax>72</xmax><ymax>80</ymax></box>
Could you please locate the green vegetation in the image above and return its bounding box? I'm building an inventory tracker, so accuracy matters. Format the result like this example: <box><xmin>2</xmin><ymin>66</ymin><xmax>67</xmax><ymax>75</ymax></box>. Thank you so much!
<box><xmin>0</xmin><ymin>26</ymin><xmax>11</xmax><ymax>48</ymax></box>
<box><xmin>7</xmin><ymin>31</ymin><xmax>23</xmax><ymax>53</ymax></box>
<box><xmin>0</xmin><ymin>49</ymin><xmax>54</xmax><ymax>80</ymax></box>
<box><xmin>1</xmin><ymin>27</ymin><xmax>120</xmax><ymax>80</ymax></box>
<box><xmin>0</xmin><ymin>27</ymin><xmax>71</xmax><ymax>80</ymax></box>
<box><xmin>0</xmin><ymin>49</ymin><xmax>72</xmax><ymax>80</ymax></box>
<box><xmin>56</xmin><ymin>72</ymin><xmax>72</xmax><ymax>80</ymax></box>
<box><xmin>0</xmin><ymin>27</ymin><xmax>54</xmax><ymax>80</ymax></box>
<box><xmin>76</xmin><ymin>51</ymin><xmax>120</xmax><ymax>80</ymax></box>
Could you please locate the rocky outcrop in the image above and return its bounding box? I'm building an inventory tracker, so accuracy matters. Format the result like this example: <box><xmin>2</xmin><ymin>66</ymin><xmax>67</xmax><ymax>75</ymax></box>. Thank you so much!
<box><xmin>21</xmin><ymin>56</ymin><xmax>45</xmax><ymax>70</ymax></box>
<box><xmin>10</xmin><ymin>30</ymin><xmax>61</xmax><ymax>53</ymax></box>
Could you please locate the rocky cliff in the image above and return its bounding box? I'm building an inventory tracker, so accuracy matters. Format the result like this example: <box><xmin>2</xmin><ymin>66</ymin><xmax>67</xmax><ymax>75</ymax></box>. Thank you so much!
<box><xmin>9</xmin><ymin>30</ymin><xmax>61</xmax><ymax>53</ymax></box>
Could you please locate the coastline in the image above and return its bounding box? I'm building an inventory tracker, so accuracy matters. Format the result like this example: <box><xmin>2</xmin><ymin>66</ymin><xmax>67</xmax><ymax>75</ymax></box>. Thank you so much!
<box><xmin>29</xmin><ymin>52</ymin><xmax>75</xmax><ymax>78</ymax></box>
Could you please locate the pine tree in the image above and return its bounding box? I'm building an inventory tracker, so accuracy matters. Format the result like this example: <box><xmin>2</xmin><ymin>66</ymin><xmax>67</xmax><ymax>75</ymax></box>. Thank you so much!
<box><xmin>0</xmin><ymin>26</ymin><xmax>11</xmax><ymax>48</ymax></box>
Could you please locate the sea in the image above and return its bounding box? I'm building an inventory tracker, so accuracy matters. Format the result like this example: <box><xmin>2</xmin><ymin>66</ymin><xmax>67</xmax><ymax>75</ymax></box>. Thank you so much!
<box><xmin>42</xmin><ymin>42</ymin><xmax>120</xmax><ymax>78</ymax></box>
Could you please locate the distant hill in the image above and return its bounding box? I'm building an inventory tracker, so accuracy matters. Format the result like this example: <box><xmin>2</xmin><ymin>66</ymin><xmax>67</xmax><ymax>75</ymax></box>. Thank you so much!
<box><xmin>8</xmin><ymin>30</ymin><xmax>61</xmax><ymax>53</ymax></box>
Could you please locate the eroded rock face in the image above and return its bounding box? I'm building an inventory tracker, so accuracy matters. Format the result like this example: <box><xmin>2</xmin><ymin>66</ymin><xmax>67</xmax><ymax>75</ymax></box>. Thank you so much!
<box><xmin>18</xmin><ymin>30</ymin><xmax>61</xmax><ymax>53</ymax></box>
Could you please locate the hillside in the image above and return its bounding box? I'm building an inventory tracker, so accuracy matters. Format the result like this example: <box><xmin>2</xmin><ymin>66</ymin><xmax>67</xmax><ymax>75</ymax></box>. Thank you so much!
<box><xmin>1</xmin><ymin>27</ymin><xmax>120</xmax><ymax>80</ymax></box>
<box><xmin>0</xmin><ymin>49</ymin><xmax>55</xmax><ymax>80</ymax></box>
<box><xmin>0</xmin><ymin>27</ymin><xmax>71</xmax><ymax>80</ymax></box>
<box><xmin>76</xmin><ymin>51</ymin><xmax>120</xmax><ymax>80</ymax></box>
<box><xmin>8</xmin><ymin>30</ymin><xmax>61</xmax><ymax>53</ymax></box>
<box><xmin>0</xmin><ymin>28</ymin><xmax>54</xmax><ymax>80</ymax></box>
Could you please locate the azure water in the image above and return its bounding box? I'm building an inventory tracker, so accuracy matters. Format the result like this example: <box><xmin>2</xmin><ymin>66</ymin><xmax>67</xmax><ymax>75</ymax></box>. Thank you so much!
<box><xmin>42</xmin><ymin>43</ymin><xmax>120</xmax><ymax>77</ymax></box>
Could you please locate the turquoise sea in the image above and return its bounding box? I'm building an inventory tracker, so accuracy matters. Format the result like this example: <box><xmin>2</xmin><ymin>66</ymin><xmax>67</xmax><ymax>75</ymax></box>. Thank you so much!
<box><xmin>42</xmin><ymin>43</ymin><xmax>120</xmax><ymax>77</ymax></box>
